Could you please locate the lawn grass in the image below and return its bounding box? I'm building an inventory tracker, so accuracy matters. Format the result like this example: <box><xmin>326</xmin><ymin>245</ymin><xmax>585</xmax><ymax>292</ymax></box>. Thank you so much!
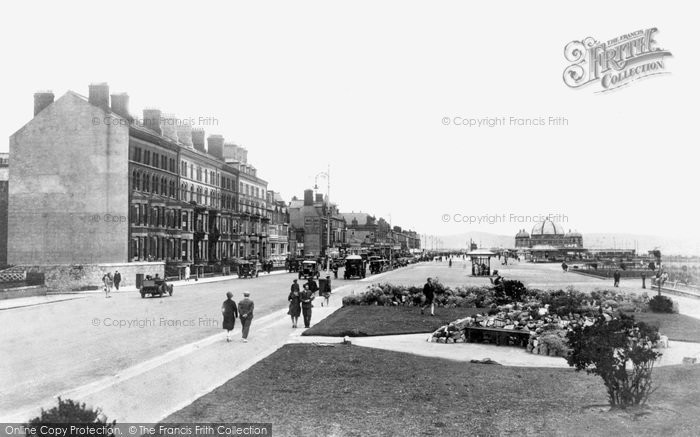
<box><xmin>622</xmin><ymin>311</ymin><xmax>700</xmax><ymax>343</ymax></box>
<box><xmin>163</xmin><ymin>343</ymin><xmax>700</xmax><ymax>436</ymax></box>
<box><xmin>302</xmin><ymin>305</ymin><xmax>489</xmax><ymax>337</ymax></box>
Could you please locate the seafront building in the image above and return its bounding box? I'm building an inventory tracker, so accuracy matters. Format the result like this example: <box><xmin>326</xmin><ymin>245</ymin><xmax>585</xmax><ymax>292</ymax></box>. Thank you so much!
<box><xmin>6</xmin><ymin>83</ymin><xmax>276</xmax><ymax>289</ymax></box>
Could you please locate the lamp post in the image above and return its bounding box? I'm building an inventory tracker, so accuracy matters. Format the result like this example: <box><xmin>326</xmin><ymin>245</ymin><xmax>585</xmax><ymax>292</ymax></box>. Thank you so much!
<box><xmin>314</xmin><ymin>165</ymin><xmax>331</xmax><ymax>274</ymax></box>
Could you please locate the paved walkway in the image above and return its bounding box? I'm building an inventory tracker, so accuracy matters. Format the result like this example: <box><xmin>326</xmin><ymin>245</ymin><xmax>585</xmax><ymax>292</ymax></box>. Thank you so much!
<box><xmin>293</xmin><ymin>335</ymin><xmax>700</xmax><ymax>368</ymax></box>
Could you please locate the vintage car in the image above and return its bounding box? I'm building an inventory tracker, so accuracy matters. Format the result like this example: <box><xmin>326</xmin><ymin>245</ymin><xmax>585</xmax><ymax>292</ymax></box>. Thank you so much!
<box><xmin>298</xmin><ymin>260</ymin><xmax>321</xmax><ymax>279</ymax></box>
<box><xmin>286</xmin><ymin>257</ymin><xmax>301</xmax><ymax>273</ymax></box>
<box><xmin>237</xmin><ymin>260</ymin><xmax>259</xmax><ymax>278</ymax></box>
<box><xmin>344</xmin><ymin>255</ymin><xmax>366</xmax><ymax>279</ymax></box>
<box><xmin>369</xmin><ymin>257</ymin><xmax>385</xmax><ymax>275</ymax></box>
<box><xmin>140</xmin><ymin>276</ymin><xmax>173</xmax><ymax>298</ymax></box>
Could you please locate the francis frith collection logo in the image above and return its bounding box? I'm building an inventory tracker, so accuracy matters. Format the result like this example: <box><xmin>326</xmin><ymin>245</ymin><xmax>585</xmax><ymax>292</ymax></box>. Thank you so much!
<box><xmin>563</xmin><ymin>28</ymin><xmax>672</xmax><ymax>92</ymax></box>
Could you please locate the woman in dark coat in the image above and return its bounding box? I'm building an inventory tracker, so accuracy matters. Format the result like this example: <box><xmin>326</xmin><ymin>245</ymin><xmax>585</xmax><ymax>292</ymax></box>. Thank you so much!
<box><xmin>221</xmin><ymin>291</ymin><xmax>238</xmax><ymax>342</ymax></box>
<box><xmin>288</xmin><ymin>280</ymin><xmax>302</xmax><ymax>328</ymax></box>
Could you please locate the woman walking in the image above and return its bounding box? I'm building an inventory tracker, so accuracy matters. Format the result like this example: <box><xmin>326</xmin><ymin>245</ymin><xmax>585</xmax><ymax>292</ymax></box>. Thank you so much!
<box><xmin>102</xmin><ymin>272</ymin><xmax>113</xmax><ymax>298</ymax></box>
<box><xmin>288</xmin><ymin>280</ymin><xmax>302</xmax><ymax>328</ymax></box>
<box><xmin>221</xmin><ymin>292</ymin><xmax>238</xmax><ymax>342</ymax></box>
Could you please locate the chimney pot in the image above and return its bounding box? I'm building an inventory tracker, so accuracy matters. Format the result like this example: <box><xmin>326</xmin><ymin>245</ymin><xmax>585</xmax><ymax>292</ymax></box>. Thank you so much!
<box><xmin>88</xmin><ymin>83</ymin><xmax>110</xmax><ymax>110</ymax></box>
<box><xmin>142</xmin><ymin>109</ymin><xmax>162</xmax><ymax>135</ymax></box>
<box><xmin>207</xmin><ymin>134</ymin><xmax>225</xmax><ymax>160</ymax></box>
<box><xmin>33</xmin><ymin>91</ymin><xmax>54</xmax><ymax>116</ymax></box>
<box><xmin>191</xmin><ymin>128</ymin><xmax>206</xmax><ymax>152</ymax></box>
<box><xmin>110</xmin><ymin>93</ymin><xmax>130</xmax><ymax>119</ymax></box>
<box><xmin>304</xmin><ymin>189</ymin><xmax>314</xmax><ymax>206</ymax></box>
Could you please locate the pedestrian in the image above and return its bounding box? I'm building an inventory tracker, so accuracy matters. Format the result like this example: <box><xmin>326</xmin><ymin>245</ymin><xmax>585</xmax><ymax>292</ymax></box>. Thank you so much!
<box><xmin>420</xmin><ymin>277</ymin><xmax>435</xmax><ymax>316</ymax></box>
<box><xmin>306</xmin><ymin>277</ymin><xmax>318</xmax><ymax>294</ymax></box>
<box><xmin>238</xmin><ymin>292</ymin><xmax>254</xmax><ymax>342</ymax></box>
<box><xmin>221</xmin><ymin>292</ymin><xmax>238</xmax><ymax>342</ymax></box>
<box><xmin>641</xmin><ymin>272</ymin><xmax>646</xmax><ymax>289</ymax></box>
<box><xmin>448</xmin><ymin>259</ymin><xmax>452</xmax><ymax>268</ymax></box>
<box><xmin>300</xmin><ymin>283</ymin><xmax>315</xmax><ymax>328</ymax></box>
<box><xmin>113</xmin><ymin>270</ymin><xmax>121</xmax><ymax>290</ymax></box>
<box><xmin>288</xmin><ymin>282</ymin><xmax>302</xmax><ymax>328</ymax></box>
<box><xmin>561</xmin><ymin>262</ymin><xmax>568</xmax><ymax>272</ymax></box>
<box><xmin>102</xmin><ymin>272</ymin><xmax>113</xmax><ymax>298</ymax></box>
<box><xmin>184</xmin><ymin>264</ymin><xmax>190</xmax><ymax>282</ymax></box>
<box><xmin>320</xmin><ymin>275</ymin><xmax>331</xmax><ymax>307</ymax></box>
<box><xmin>613</xmin><ymin>270</ymin><xmax>621</xmax><ymax>287</ymax></box>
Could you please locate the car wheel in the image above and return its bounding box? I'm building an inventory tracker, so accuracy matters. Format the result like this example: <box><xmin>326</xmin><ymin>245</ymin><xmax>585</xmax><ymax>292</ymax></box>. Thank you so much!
<box><xmin>140</xmin><ymin>292</ymin><xmax>145</xmax><ymax>299</ymax></box>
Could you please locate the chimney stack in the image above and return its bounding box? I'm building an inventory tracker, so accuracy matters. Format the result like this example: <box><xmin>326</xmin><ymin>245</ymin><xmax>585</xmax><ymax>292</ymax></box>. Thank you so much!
<box><xmin>223</xmin><ymin>142</ymin><xmax>238</xmax><ymax>162</ymax></box>
<box><xmin>176</xmin><ymin>123</ymin><xmax>193</xmax><ymax>148</ymax></box>
<box><xmin>161</xmin><ymin>113</ymin><xmax>179</xmax><ymax>142</ymax></box>
<box><xmin>142</xmin><ymin>109</ymin><xmax>162</xmax><ymax>135</ymax></box>
<box><xmin>110</xmin><ymin>92</ymin><xmax>130</xmax><ymax>119</ymax></box>
<box><xmin>33</xmin><ymin>91</ymin><xmax>54</xmax><ymax>116</ymax></box>
<box><xmin>207</xmin><ymin>134</ymin><xmax>225</xmax><ymax>159</ymax></box>
<box><xmin>304</xmin><ymin>189</ymin><xmax>314</xmax><ymax>206</ymax></box>
<box><xmin>88</xmin><ymin>83</ymin><xmax>110</xmax><ymax>110</ymax></box>
<box><xmin>191</xmin><ymin>128</ymin><xmax>206</xmax><ymax>152</ymax></box>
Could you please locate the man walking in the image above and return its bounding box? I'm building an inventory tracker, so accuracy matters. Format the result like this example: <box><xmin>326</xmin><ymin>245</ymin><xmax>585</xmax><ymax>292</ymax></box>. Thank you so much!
<box><xmin>238</xmin><ymin>292</ymin><xmax>254</xmax><ymax>342</ymax></box>
<box><xmin>421</xmin><ymin>277</ymin><xmax>435</xmax><ymax>316</ymax></box>
<box><xmin>113</xmin><ymin>270</ymin><xmax>121</xmax><ymax>290</ymax></box>
<box><xmin>320</xmin><ymin>275</ymin><xmax>332</xmax><ymax>307</ymax></box>
<box><xmin>306</xmin><ymin>277</ymin><xmax>319</xmax><ymax>294</ymax></box>
<box><xmin>613</xmin><ymin>270</ymin><xmax>621</xmax><ymax>287</ymax></box>
<box><xmin>300</xmin><ymin>284</ymin><xmax>315</xmax><ymax>328</ymax></box>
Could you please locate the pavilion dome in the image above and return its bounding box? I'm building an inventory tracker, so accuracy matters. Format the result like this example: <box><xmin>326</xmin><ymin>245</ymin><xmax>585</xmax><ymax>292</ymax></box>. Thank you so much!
<box><xmin>565</xmin><ymin>229</ymin><xmax>582</xmax><ymax>238</ymax></box>
<box><xmin>515</xmin><ymin>229</ymin><xmax>530</xmax><ymax>238</ymax></box>
<box><xmin>531</xmin><ymin>219</ymin><xmax>565</xmax><ymax>236</ymax></box>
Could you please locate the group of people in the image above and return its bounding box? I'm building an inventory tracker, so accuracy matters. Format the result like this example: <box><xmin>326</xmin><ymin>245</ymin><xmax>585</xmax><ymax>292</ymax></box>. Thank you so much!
<box><xmin>220</xmin><ymin>275</ymin><xmax>333</xmax><ymax>342</ymax></box>
<box><xmin>287</xmin><ymin>276</ymin><xmax>332</xmax><ymax>328</ymax></box>
<box><xmin>221</xmin><ymin>291</ymin><xmax>255</xmax><ymax>342</ymax></box>
<box><xmin>101</xmin><ymin>270</ymin><xmax>121</xmax><ymax>298</ymax></box>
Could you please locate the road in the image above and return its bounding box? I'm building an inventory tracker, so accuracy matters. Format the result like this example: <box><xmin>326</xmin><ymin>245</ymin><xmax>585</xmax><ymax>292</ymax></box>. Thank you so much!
<box><xmin>0</xmin><ymin>269</ymin><xmax>357</xmax><ymax>415</ymax></box>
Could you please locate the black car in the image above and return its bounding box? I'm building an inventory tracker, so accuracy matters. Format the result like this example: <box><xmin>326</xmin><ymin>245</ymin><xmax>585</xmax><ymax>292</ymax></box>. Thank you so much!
<box><xmin>344</xmin><ymin>255</ymin><xmax>366</xmax><ymax>279</ymax></box>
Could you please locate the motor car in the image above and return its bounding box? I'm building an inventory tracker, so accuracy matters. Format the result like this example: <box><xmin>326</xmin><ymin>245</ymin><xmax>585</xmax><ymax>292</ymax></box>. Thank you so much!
<box><xmin>299</xmin><ymin>259</ymin><xmax>320</xmax><ymax>279</ymax></box>
<box><xmin>140</xmin><ymin>276</ymin><xmax>173</xmax><ymax>298</ymax></box>
<box><xmin>238</xmin><ymin>260</ymin><xmax>259</xmax><ymax>278</ymax></box>
<box><xmin>344</xmin><ymin>254</ymin><xmax>366</xmax><ymax>279</ymax></box>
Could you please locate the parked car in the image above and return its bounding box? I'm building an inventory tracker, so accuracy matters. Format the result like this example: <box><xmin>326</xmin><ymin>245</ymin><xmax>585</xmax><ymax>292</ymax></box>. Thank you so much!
<box><xmin>140</xmin><ymin>276</ymin><xmax>173</xmax><ymax>298</ymax></box>
<box><xmin>238</xmin><ymin>260</ymin><xmax>259</xmax><ymax>278</ymax></box>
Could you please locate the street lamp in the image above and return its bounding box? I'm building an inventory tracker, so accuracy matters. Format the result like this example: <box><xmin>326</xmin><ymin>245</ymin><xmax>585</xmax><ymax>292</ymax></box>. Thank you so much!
<box><xmin>314</xmin><ymin>165</ymin><xmax>331</xmax><ymax>274</ymax></box>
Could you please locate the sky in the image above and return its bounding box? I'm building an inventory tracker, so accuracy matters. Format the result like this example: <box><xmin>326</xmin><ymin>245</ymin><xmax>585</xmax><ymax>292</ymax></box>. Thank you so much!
<box><xmin>1</xmin><ymin>1</ymin><xmax>698</xmax><ymax>241</ymax></box>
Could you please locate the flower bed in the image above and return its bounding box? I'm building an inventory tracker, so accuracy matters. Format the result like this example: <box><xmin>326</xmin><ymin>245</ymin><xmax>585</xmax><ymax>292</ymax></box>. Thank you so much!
<box><xmin>428</xmin><ymin>288</ymin><xmax>662</xmax><ymax>357</ymax></box>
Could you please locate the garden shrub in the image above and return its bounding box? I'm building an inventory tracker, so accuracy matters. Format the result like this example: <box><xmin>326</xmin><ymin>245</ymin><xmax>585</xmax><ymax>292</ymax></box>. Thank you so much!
<box><xmin>648</xmin><ymin>295</ymin><xmax>674</xmax><ymax>313</ymax></box>
<box><xmin>538</xmin><ymin>333</ymin><xmax>571</xmax><ymax>357</ymax></box>
<box><xmin>566</xmin><ymin>314</ymin><xmax>661</xmax><ymax>409</ymax></box>
<box><xmin>26</xmin><ymin>397</ymin><xmax>115</xmax><ymax>436</ymax></box>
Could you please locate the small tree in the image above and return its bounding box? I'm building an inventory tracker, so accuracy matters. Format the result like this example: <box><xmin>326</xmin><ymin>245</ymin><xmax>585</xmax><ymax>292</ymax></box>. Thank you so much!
<box><xmin>25</xmin><ymin>397</ymin><xmax>115</xmax><ymax>436</ymax></box>
<box><xmin>566</xmin><ymin>314</ymin><xmax>661</xmax><ymax>409</ymax></box>
<box><xmin>493</xmin><ymin>280</ymin><xmax>526</xmax><ymax>304</ymax></box>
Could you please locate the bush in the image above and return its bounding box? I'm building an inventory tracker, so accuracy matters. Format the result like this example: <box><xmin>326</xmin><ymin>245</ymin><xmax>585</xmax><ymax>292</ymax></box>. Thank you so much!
<box><xmin>648</xmin><ymin>295</ymin><xmax>674</xmax><ymax>313</ymax></box>
<box><xmin>538</xmin><ymin>333</ymin><xmax>571</xmax><ymax>357</ymax></box>
<box><xmin>493</xmin><ymin>280</ymin><xmax>527</xmax><ymax>305</ymax></box>
<box><xmin>26</xmin><ymin>397</ymin><xmax>115</xmax><ymax>436</ymax></box>
<box><xmin>566</xmin><ymin>314</ymin><xmax>661</xmax><ymax>409</ymax></box>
